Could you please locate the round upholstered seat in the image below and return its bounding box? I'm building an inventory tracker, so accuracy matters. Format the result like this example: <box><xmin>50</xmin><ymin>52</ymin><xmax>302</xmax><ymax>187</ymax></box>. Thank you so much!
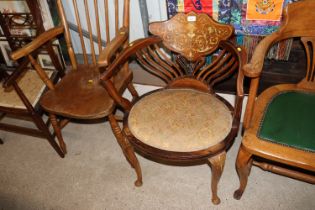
<box><xmin>128</xmin><ymin>89</ymin><xmax>233</xmax><ymax>152</ymax></box>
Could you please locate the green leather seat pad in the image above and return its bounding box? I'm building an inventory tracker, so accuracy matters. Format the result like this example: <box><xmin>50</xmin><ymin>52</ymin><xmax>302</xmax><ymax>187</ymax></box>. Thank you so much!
<box><xmin>258</xmin><ymin>91</ymin><xmax>315</xmax><ymax>153</ymax></box>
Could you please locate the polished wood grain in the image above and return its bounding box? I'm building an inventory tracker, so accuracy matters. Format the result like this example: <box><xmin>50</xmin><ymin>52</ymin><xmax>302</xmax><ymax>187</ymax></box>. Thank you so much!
<box><xmin>234</xmin><ymin>0</ymin><xmax>315</xmax><ymax>200</ymax></box>
<box><xmin>149</xmin><ymin>12</ymin><xmax>234</xmax><ymax>61</ymax></box>
<box><xmin>8</xmin><ymin>0</ymin><xmax>142</xmax><ymax>185</ymax></box>
<box><xmin>101</xmin><ymin>12</ymin><xmax>246</xmax><ymax>205</ymax></box>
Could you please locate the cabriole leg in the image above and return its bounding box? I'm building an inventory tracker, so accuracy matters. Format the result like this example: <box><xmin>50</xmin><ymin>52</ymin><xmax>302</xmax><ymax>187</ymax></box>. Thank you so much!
<box><xmin>234</xmin><ymin>144</ymin><xmax>253</xmax><ymax>200</ymax></box>
<box><xmin>208</xmin><ymin>151</ymin><xmax>226</xmax><ymax>205</ymax></box>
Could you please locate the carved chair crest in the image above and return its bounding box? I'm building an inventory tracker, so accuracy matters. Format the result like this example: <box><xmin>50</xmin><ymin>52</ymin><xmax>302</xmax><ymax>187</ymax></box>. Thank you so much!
<box><xmin>149</xmin><ymin>11</ymin><xmax>234</xmax><ymax>61</ymax></box>
<box><xmin>102</xmin><ymin>11</ymin><xmax>244</xmax><ymax>95</ymax></box>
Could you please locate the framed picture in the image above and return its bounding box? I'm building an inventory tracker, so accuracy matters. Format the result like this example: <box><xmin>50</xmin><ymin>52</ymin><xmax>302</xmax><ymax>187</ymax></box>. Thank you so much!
<box><xmin>0</xmin><ymin>0</ymin><xmax>29</xmax><ymax>13</ymax></box>
<box><xmin>0</xmin><ymin>41</ymin><xmax>17</xmax><ymax>67</ymax></box>
<box><xmin>38</xmin><ymin>54</ymin><xmax>54</xmax><ymax>70</ymax></box>
<box><xmin>37</xmin><ymin>45</ymin><xmax>65</xmax><ymax>70</ymax></box>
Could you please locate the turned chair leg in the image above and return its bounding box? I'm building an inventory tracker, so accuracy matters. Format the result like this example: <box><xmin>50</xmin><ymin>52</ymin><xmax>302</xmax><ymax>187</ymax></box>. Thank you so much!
<box><xmin>233</xmin><ymin>145</ymin><xmax>253</xmax><ymax>200</ymax></box>
<box><xmin>108</xmin><ymin>114</ymin><xmax>143</xmax><ymax>186</ymax></box>
<box><xmin>49</xmin><ymin>114</ymin><xmax>67</xmax><ymax>154</ymax></box>
<box><xmin>127</xmin><ymin>83</ymin><xmax>139</xmax><ymax>101</ymax></box>
<box><xmin>208</xmin><ymin>151</ymin><xmax>226</xmax><ymax>205</ymax></box>
<box><xmin>30</xmin><ymin>111</ymin><xmax>64</xmax><ymax>158</ymax></box>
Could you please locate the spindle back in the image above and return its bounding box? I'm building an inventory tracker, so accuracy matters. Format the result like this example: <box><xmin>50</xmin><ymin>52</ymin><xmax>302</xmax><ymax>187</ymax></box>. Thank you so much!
<box><xmin>56</xmin><ymin>0</ymin><xmax>130</xmax><ymax>67</ymax></box>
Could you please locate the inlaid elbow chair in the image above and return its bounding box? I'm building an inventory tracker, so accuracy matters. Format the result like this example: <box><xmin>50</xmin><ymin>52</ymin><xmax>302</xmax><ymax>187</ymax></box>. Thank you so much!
<box><xmin>9</xmin><ymin>0</ymin><xmax>142</xmax><ymax>184</ymax></box>
<box><xmin>234</xmin><ymin>0</ymin><xmax>315</xmax><ymax>200</ymax></box>
<box><xmin>100</xmin><ymin>12</ymin><xmax>246</xmax><ymax>204</ymax></box>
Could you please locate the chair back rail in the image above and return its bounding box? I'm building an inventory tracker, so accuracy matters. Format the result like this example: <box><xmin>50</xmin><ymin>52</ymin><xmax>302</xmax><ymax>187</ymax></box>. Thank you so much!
<box><xmin>10</xmin><ymin>0</ymin><xmax>129</xmax><ymax>91</ymax></box>
<box><xmin>134</xmin><ymin>40</ymin><xmax>241</xmax><ymax>91</ymax></box>
<box><xmin>57</xmin><ymin>0</ymin><xmax>129</xmax><ymax>67</ymax></box>
<box><xmin>300</xmin><ymin>37</ymin><xmax>315</xmax><ymax>85</ymax></box>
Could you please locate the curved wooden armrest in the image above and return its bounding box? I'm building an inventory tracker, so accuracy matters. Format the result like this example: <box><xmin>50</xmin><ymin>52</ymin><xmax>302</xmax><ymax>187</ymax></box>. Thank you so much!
<box><xmin>11</xmin><ymin>26</ymin><xmax>64</xmax><ymax>61</ymax></box>
<box><xmin>101</xmin><ymin>79</ymin><xmax>132</xmax><ymax>111</ymax></box>
<box><xmin>98</xmin><ymin>27</ymin><xmax>129</xmax><ymax>67</ymax></box>
<box><xmin>100</xmin><ymin>36</ymin><xmax>162</xmax><ymax>112</ymax></box>
<box><xmin>243</xmin><ymin>33</ymin><xmax>280</xmax><ymax>78</ymax></box>
<box><xmin>100</xmin><ymin>36</ymin><xmax>161</xmax><ymax>80</ymax></box>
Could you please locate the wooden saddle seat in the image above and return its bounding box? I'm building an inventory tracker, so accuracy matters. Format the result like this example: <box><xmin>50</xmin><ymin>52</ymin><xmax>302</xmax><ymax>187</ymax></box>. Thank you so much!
<box><xmin>234</xmin><ymin>0</ymin><xmax>315</xmax><ymax>201</ymax></box>
<box><xmin>40</xmin><ymin>64</ymin><xmax>131</xmax><ymax>119</ymax></box>
<box><xmin>101</xmin><ymin>11</ymin><xmax>246</xmax><ymax>205</ymax></box>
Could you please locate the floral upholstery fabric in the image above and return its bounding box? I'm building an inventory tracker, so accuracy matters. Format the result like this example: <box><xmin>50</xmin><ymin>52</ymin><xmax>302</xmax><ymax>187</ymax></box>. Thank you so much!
<box><xmin>128</xmin><ymin>89</ymin><xmax>232</xmax><ymax>152</ymax></box>
<box><xmin>0</xmin><ymin>70</ymin><xmax>52</xmax><ymax>109</ymax></box>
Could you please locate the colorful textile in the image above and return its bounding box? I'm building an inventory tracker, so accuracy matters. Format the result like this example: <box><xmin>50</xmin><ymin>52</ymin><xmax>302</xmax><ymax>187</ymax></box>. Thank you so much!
<box><xmin>241</xmin><ymin>0</ymin><xmax>300</xmax><ymax>36</ymax></box>
<box><xmin>183</xmin><ymin>0</ymin><xmax>213</xmax><ymax>15</ymax></box>
<box><xmin>167</xmin><ymin>0</ymin><xmax>178</xmax><ymax>18</ymax></box>
<box><xmin>246</xmin><ymin>0</ymin><xmax>285</xmax><ymax>21</ymax></box>
<box><xmin>220</xmin><ymin>0</ymin><xmax>243</xmax><ymax>34</ymax></box>
<box><xmin>165</xmin><ymin>0</ymin><xmax>300</xmax><ymax>60</ymax></box>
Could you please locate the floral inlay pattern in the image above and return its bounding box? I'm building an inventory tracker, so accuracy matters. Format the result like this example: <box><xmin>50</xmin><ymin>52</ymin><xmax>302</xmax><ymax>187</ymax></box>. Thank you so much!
<box><xmin>149</xmin><ymin>11</ymin><xmax>234</xmax><ymax>61</ymax></box>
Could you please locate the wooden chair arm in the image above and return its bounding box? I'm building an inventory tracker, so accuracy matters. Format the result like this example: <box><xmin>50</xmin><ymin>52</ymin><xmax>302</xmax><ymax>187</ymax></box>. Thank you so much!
<box><xmin>242</xmin><ymin>33</ymin><xmax>281</xmax><ymax>129</ymax></box>
<box><xmin>233</xmin><ymin>45</ymin><xmax>247</xmax><ymax>129</ymax></box>
<box><xmin>100</xmin><ymin>36</ymin><xmax>161</xmax><ymax>81</ymax></box>
<box><xmin>243</xmin><ymin>33</ymin><xmax>280</xmax><ymax>78</ymax></box>
<box><xmin>11</xmin><ymin>26</ymin><xmax>64</xmax><ymax>61</ymax></box>
<box><xmin>98</xmin><ymin>27</ymin><xmax>129</xmax><ymax>67</ymax></box>
<box><xmin>100</xmin><ymin>37</ymin><xmax>161</xmax><ymax>112</ymax></box>
<box><xmin>101</xmin><ymin>79</ymin><xmax>132</xmax><ymax>111</ymax></box>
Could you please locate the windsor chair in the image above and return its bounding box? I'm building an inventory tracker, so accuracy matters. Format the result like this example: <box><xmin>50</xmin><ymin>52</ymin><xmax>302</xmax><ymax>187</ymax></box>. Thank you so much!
<box><xmin>101</xmin><ymin>12</ymin><xmax>246</xmax><ymax>204</ymax></box>
<box><xmin>234</xmin><ymin>0</ymin><xmax>315</xmax><ymax>200</ymax></box>
<box><xmin>10</xmin><ymin>0</ymin><xmax>142</xmax><ymax>185</ymax></box>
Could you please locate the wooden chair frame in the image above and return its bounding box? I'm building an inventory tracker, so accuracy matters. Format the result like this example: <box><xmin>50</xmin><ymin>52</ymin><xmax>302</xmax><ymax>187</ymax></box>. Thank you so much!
<box><xmin>234</xmin><ymin>0</ymin><xmax>315</xmax><ymax>200</ymax></box>
<box><xmin>101</xmin><ymin>12</ymin><xmax>247</xmax><ymax>204</ymax></box>
<box><xmin>8</xmin><ymin>0</ymin><xmax>142</xmax><ymax>185</ymax></box>
<box><xmin>0</xmin><ymin>1</ymin><xmax>65</xmax><ymax>157</ymax></box>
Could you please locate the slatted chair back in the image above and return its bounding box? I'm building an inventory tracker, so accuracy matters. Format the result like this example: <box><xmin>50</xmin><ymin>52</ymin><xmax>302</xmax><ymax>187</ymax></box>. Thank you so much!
<box><xmin>57</xmin><ymin>0</ymin><xmax>130</xmax><ymax>68</ymax></box>
<box><xmin>101</xmin><ymin>12</ymin><xmax>246</xmax><ymax>125</ymax></box>
<box><xmin>148</xmin><ymin>12</ymin><xmax>240</xmax><ymax>90</ymax></box>
<box><xmin>279</xmin><ymin>2</ymin><xmax>315</xmax><ymax>89</ymax></box>
<box><xmin>103</xmin><ymin>12</ymin><xmax>244</xmax><ymax>94</ymax></box>
<box><xmin>11</xmin><ymin>0</ymin><xmax>130</xmax><ymax>92</ymax></box>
